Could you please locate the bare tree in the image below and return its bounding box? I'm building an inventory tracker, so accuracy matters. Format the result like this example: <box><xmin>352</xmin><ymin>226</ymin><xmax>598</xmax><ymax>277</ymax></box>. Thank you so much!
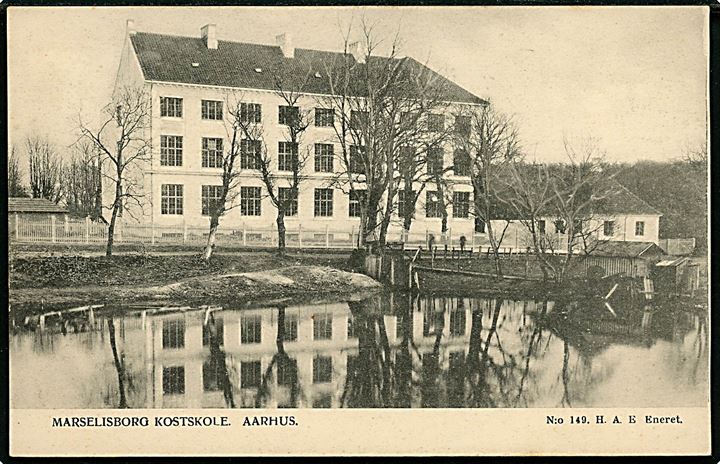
<box><xmin>320</xmin><ymin>19</ymin><xmax>451</xmax><ymax>249</ymax></box>
<box><xmin>201</xmin><ymin>93</ymin><xmax>245</xmax><ymax>262</ymax></box>
<box><xmin>502</xmin><ymin>161</ymin><xmax>558</xmax><ymax>280</ymax></box>
<box><xmin>26</xmin><ymin>135</ymin><xmax>63</xmax><ymax>202</ymax></box>
<box><xmin>64</xmin><ymin>140</ymin><xmax>103</xmax><ymax>219</ymax></box>
<box><xmin>79</xmin><ymin>86</ymin><xmax>151</xmax><ymax>257</ymax></box>
<box><xmin>549</xmin><ymin>138</ymin><xmax>619</xmax><ymax>281</ymax></box>
<box><xmin>458</xmin><ymin>103</ymin><xmax>521</xmax><ymax>277</ymax></box>
<box><xmin>8</xmin><ymin>146</ymin><xmax>29</xmax><ymax>197</ymax></box>
<box><xmin>254</xmin><ymin>74</ymin><xmax>312</xmax><ymax>255</ymax></box>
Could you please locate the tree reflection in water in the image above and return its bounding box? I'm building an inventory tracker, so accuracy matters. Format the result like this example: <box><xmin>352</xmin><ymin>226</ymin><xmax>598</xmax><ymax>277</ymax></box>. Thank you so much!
<box><xmin>255</xmin><ymin>305</ymin><xmax>301</xmax><ymax>408</ymax></box>
<box><xmin>107</xmin><ymin>317</ymin><xmax>128</xmax><ymax>408</ymax></box>
<box><xmin>204</xmin><ymin>312</ymin><xmax>236</xmax><ymax>408</ymax></box>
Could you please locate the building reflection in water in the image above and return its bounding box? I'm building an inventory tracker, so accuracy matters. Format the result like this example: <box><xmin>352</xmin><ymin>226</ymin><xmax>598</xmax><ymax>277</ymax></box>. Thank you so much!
<box><xmin>9</xmin><ymin>295</ymin><xmax>708</xmax><ymax>409</ymax></box>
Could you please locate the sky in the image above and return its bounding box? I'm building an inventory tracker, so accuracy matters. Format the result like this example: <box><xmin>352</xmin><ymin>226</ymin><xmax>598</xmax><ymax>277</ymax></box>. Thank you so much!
<box><xmin>8</xmin><ymin>6</ymin><xmax>708</xmax><ymax>164</ymax></box>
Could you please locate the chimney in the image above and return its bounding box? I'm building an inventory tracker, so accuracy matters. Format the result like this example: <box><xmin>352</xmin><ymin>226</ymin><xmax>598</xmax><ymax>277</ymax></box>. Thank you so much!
<box><xmin>201</xmin><ymin>24</ymin><xmax>218</xmax><ymax>50</ymax></box>
<box><xmin>126</xmin><ymin>19</ymin><xmax>136</xmax><ymax>36</ymax></box>
<box><xmin>275</xmin><ymin>33</ymin><xmax>294</xmax><ymax>58</ymax></box>
<box><xmin>348</xmin><ymin>41</ymin><xmax>366</xmax><ymax>64</ymax></box>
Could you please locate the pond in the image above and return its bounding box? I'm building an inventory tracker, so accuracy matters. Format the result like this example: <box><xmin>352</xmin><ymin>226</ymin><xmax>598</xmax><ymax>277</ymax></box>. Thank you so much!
<box><xmin>9</xmin><ymin>293</ymin><xmax>708</xmax><ymax>409</ymax></box>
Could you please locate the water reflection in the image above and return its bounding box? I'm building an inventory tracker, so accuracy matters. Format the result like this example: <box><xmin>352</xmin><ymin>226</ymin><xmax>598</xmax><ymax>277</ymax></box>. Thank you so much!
<box><xmin>10</xmin><ymin>294</ymin><xmax>708</xmax><ymax>409</ymax></box>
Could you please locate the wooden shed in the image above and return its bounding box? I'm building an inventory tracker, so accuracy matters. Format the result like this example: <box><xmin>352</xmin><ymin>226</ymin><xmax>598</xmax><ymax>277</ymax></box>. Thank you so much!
<box><xmin>8</xmin><ymin>197</ymin><xmax>69</xmax><ymax>239</ymax></box>
<box><xmin>581</xmin><ymin>241</ymin><xmax>665</xmax><ymax>278</ymax></box>
<box><xmin>651</xmin><ymin>257</ymin><xmax>700</xmax><ymax>295</ymax></box>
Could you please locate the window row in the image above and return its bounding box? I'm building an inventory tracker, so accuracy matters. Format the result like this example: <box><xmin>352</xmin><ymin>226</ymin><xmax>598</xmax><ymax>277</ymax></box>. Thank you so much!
<box><xmin>160</xmin><ymin>184</ymin><xmax>474</xmax><ymax>219</ymax></box>
<box><xmin>161</xmin><ymin>135</ymin><xmax>472</xmax><ymax>177</ymax></box>
<box><xmin>159</xmin><ymin>96</ymin><xmax>471</xmax><ymax>135</ymax></box>
<box><xmin>161</xmin><ymin>354</ymin><xmax>333</xmax><ymax>396</ymax></box>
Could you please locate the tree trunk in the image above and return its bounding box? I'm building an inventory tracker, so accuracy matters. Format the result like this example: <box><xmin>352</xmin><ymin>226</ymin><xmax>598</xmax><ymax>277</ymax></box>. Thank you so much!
<box><xmin>486</xmin><ymin>219</ymin><xmax>503</xmax><ymax>278</ymax></box>
<box><xmin>276</xmin><ymin>211</ymin><xmax>286</xmax><ymax>256</ymax></box>
<box><xmin>203</xmin><ymin>215</ymin><xmax>220</xmax><ymax>262</ymax></box>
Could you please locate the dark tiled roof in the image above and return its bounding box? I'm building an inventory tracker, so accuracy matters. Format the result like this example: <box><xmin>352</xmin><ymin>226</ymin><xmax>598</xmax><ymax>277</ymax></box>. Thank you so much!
<box><xmin>590</xmin><ymin>241</ymin><xmax>665</xmax><ymax>258</ymax></box>
<box><xmin>9</xmin><ymin>198</ymin><xmax>68</xmax><ymax>214</ymax></box>
<box><xmin>594</xmin><ymin>182</ymin><xmax>662</xmax><ymax>216</ymax></box>
<box><xmin>130</xmin><ymin>32</ymin><xmax>485</xmax><ymax>104</ymax></box>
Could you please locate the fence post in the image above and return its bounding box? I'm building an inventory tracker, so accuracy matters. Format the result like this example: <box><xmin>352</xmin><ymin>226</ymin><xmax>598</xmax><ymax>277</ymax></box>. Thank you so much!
<box><xmin>85</xmin><ymin>216</ymin><xmax>90</xmax><ymax>244</ymax></box>
<box><xmin>151</xmin><ymin>222</ymin><xmax>156</xmax><ymax>245</ymax></box>
<box><xmin>242</xmin><ymin>225</ymin><xmax>247</xmax><ymax>246</ymax></box>
<box><xmin>449</xmin><ymin>228</ymin><xmax>453</xmax><ymax>248</ymax></box>
<box><xmin>299</xmin><ymin>224</ymin><xmax>303</xmax><ymax>247</ymax></box>
<box><xmin>325</xmin><ymin>224</ymin><xmax>330</xmax><ymax>248</ymax></box>
<box><xmin>183</xmin><ymin>223</ymin><xmax>188</xmax><ymax>244</ymax></box>
<box><xmin>50</xmin><ymin>215</ymin><xmax>56</xmax><ymax>243</ymax></box>
<box><xmin>117</xmin><ymin>220</ymin><xmax>123</xmax><ymax>242</ymax></box>
<box><xmin>14</xmin><ymin>213</ymin><xmax>19</xmax><ymax>240</ymax></box>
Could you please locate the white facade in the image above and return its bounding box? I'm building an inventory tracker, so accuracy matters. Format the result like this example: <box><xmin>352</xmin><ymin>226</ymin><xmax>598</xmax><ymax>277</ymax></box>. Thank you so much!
<box><xmin>109</xmin><ymin>22</ymin><xmax>660</xmax><ymax>247</ymax></box>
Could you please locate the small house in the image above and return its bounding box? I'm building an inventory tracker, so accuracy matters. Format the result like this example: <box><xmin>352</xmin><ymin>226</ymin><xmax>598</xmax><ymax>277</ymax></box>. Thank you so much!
<box><xmin>8</xmin><ymin>197</ymin><xmax>69</xmax><ymax>239</ymax></box>
<box><xmin>652</xmin><ymin>257</ymin><xmax>701</xmax><ymax>295</ymax></box>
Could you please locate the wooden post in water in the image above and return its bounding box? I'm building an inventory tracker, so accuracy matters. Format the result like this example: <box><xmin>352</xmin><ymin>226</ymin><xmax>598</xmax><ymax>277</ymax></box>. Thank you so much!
<box><xmin>390</xmin><ymin>257</ymin><xmax>395</xmax><ymax>286</ymax></box>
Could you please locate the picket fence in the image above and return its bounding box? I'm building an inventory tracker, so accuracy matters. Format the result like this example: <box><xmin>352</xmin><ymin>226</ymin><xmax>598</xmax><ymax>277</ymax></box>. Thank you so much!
<box><xmin>9</xmin><ymin>215</ymin><xmax>569</xmax><ymax>253</ymax></box>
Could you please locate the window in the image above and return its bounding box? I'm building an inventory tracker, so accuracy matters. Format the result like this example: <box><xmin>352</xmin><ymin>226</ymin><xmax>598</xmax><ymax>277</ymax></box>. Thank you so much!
<box><xmin>313</xmin><ymin>394</ymin><xmax>333</xmax><ymax>408</ymax></box>
<box><xmin>201</xmin><ymin>100</ymin><xmax>223</xmax><ymax>120</ymax></box>
<box><xmin>314</xmin><ymin>143</ymin><xmax>334</xmax><ymax>172</ymax></box>
<box><xmin>315</xmin><ymin>108</ymin><xmax>334</xmax><ymax>127</ymax></box>
<box><xmin>240</xmin><ymin>139</ymin><xmax>261</xmax><ymax>170</ymax></box>
<box><xmin>277</xmin><ymin>358</ymin><xmax>297</xmax><ymax>386</ymax></box>
<box><xmin>240</xmin><ymin>315</ymin><xmax>262</xmax><ymax>344</ymax></box>
<box><xmin>282</xmin><ymin>313</ymin><xmax>298</xmax><ymax>342</ymax></box>
<box><xmin>162</xmin><ymin>366</ymin><xmax>185</xmax><ymax>395</ymax></box>
<box><xmin>537</xmin><ymin>220</ymin><xmax>546</xmax><ymax>234</ymax></box>
<box><xmin>427</xmin><ymin>113</ymin><xmax>445</xmax><ymax>132</ymax></box>
<box><xmin>160</xmin><ymin>97</ymin><xmax>182</xmax><ymax>118</ymax></box>
<box><xmin>202</xmin><ymin>317</ymin><xmax>224</xmax><ymax>347</ymax></box>
<box><xmin>453</xmin><ymin>191</ymin><xmax>470</xmax><ymax>218</ymax></box>
<box><xmin>398</xmin><ymin>189</ymin><xmax>415</xmax><ymax>218</ymax></box>
<box><xmin>604</xmin><ymin>220</ymin><xmax>615</xmax><ymax>236</ymax></box>
<box><xmin>313</xmin><ymin>313</ymin><xmax>333</xmax><ymax>340</ymax></box>
<box><xmin>201</xmin><ymin>137</ymin><xmax>223</xmax><ymax>168</ymax></box>
<box><xmin>278</xmin><ymin>142</ymin><xmax>299</xmax><ymax>171</ymax></box>
<box><xmin>450</xmin><ymin>310</ymin><xmax>466</xmax><ymax>336</ymax></box>
<box><xmin>400</xmin><ymin>112</ymin><xmax>418</xmax><ymax>128</ymax></box>
<box><xmin>160</xmin><ymin>135</ymin><xmax>183</xmax><ymax>166</ymax></box>
<box><xmin>350</xmin><ymin>110</ymin><xmax>368</xmax><ymax>130</ymax></box>
<box><xmin>239</xmin><ymin>103</ymin><xmax>262</xmax><ymax>124</ymax></box>
<box><xmin>635</xmin><ymin>221</ymin><xmax>645</xmax><ymax>236</ymax></box>
<box><xmin>475</xmin><ymin>218</ymin><xmax>486</xmax><ymax>234</ymax></box>
<box><xmin>202</xmin><ymin>360</ymin><xmax>222</xmax><ymax>392</ymax></box>
<box><xmin>349</xmin><ymin>145</ymin><xmax>365</xmax><ymax>174</ymax></box>
<box><xmin>314</xmin><ymin>188</ymin><xmax>333</xmax><ymax>217</ymax></box>
<box><xmin>453</xmin><ymin>149</ymin><xmax>471</xmax><ymax>176</ymax></box>
<box><xmin>349</xmin><ymin>190</ymin><xmax>365</xmax><ymax>218</ymax></box>
<box><xmin>347</xmin><ymin>316</ymin><xmax>356</xmax><ymax>339</ymax></box>
<box><xmin>399</xmin><ymin>146</ymin><xmax>416</xmax><ymax>179</ymax></box>
<box><xmin>279</xmin><ymin>105</ymin><xmax>300</xmax><ymax>126</ymax></box>
<box><xmin>312</xmin><ymin>355</ymin><xmax>332</xmax><ymax>383</ymax></box>
<box><xmin>278</xmin><ymin>187</ymin><xmax>298</xmax><ymax>217</ymax></box>
<box><xmin>554</xmin><ymin>219</ymin><xmax>567</xmax><ymax>234</ymax></box>
<box><xmin>427</xmin><ymin>148</ymin><xmax>444</xmax><ymax>175</ymax></box>
<box><xmin>201</xmin><ymin>185</ymin><xmax>224</xmax><ymax>216</ymax></box>
<box><xmin>161</xmin><ymin>184</ymin><xmax>184</xmax><ymax>215</ymax></box>
<box><xmin>240</xmin><ymin>360</ymin><xmax>261</xmax><ymax>389</ymax></box>
<box><xmin>162</xmin><ymin>318</ymin><xmax>185</xmax><ymax>349</ymax></box>
<box><xmin>426</xmin><ymin>191</ymin><xmax>442</xmax><ymax>218</ymax></box>
<box><xmin>454</xmin><ymin>115</ymin><xmax>471</xmax><ymax>136</ymax></box>
<box><xmin>240</xmin><ymin>187</ymin><xmax>262</xmax><ymax>216</ymax></box>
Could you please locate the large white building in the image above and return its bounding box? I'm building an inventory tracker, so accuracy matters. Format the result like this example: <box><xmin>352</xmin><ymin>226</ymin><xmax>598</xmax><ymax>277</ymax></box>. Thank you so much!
<box><xmin>111</xmin><ymin>20</ymin><xmax>661</xmax><ymax>247</ymax></box>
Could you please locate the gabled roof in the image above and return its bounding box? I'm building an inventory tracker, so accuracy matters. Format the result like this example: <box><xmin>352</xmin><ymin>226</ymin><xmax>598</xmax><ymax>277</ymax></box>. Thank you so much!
<box><xmin>9</xmin><ymin>198</ymin><xmax>68</xmax><ymax>214</ymax></box>
<box><xmin>594</xmin><ymin>182</ymin><xmax>661</xmax><ymax>216</ymax></box>
<box><xmin>130</xmin><ymin>32</ymin><xmax>486</xmax><ymax>104</ymax></box>
<box><xmin>590</xmin><ymin>241</ymin><xmax>665</xmax><ymax>258</ymax></box>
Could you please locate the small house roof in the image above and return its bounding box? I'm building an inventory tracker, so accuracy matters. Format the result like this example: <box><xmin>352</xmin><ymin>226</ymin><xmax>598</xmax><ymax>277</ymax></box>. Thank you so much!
<box><xmin>8</xmin><ymin>198</ymin><xmax>68</xmax><ymax>214</ymax></box>
<box><xmin>589</xmin><ymin>241</ymin><xmax>665</xmax><ymax>258</ymax></box>
<box><xmin>130</xmin><ymin>32</ymin><xmax>486</xmax><ymax>105</ymax></box>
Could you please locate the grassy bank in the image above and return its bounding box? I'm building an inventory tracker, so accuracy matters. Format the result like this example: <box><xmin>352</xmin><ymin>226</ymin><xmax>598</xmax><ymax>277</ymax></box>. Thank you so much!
<box><xmin>8</xmin><ymin>251</ymin><xmax>378</xmax><ymax>316</ymax></box>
